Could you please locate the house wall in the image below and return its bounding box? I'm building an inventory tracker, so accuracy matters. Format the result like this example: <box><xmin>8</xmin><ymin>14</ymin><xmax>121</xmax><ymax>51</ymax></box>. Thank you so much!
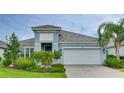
<box><xmin>107</xmin><ymin>47</ymin><xmax>115</xmax><ymax>55</ymax></box>
<box><xmin>53</xmin><ymin>32</ymin><xmax>59</xmax><ymax>50</ymax></box>
<box><xmin>107</xmin><ymin>46</ymin><xmax>124</xmax><ymax>56</ymax></box>
<box><xmin>34</xmin><ymin>31</ymin><xmax>59</xmax><ymax>51</ymax></box>
<box><xmin>107</xmin><ymin>39</ymin><xmax>124</xmax><ymax>56</ymax></box>
<box><xmin>0</xmin><ymin>48</ymin><xmax>5</xmax><ymax>61</ymax></box>
<box><xmin>34</xmin><ymin>32</ymin><xmax>41</xmax><ymax>51</ymax></box>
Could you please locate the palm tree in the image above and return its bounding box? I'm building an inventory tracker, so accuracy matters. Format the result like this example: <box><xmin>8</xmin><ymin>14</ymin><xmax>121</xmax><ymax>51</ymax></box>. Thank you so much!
<box><xmin>32</xmin><ymin>51</ymin><xmax>41</xmax><ymax>63</ymax></box>
<box><xmin>40</xmin><ymin>51</ymin><xmax>54</xmax><ymax>68</ymax></box>
<box><xmin>97</xmin><ymin>18</ymin><xmax>124</xmax><ymax>61</ymax></box>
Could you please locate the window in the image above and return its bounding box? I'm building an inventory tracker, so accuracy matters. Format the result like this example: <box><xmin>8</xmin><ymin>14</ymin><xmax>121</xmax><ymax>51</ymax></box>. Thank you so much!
<box><xmin>40</xmin><ymin>33</ymin><xmax>53</xmax><ymax>41</ymax></box>
<box><xmin>41</xmin><ymin>43</ymin><xmax>52</xmax><ymax>51</ymax></box>
<box><xmin>26</xmin><ymin>48</ymin><xmax>29</xmax><ymax>57</ymax></box>
<box><xmin>30</xmin><ymin>48</ymin><xmax>34</xmax><ymax>56</ymax></box>
<box><xmin>20</xmin><ymin>48</ymin><xmax>34</xmax><ymax>57</ymax></box>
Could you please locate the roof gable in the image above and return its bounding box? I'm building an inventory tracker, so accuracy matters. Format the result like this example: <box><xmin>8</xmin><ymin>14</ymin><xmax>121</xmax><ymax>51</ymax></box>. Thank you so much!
<box><xmin>32</xmin><ymin>25</ymin><xmax>61</xmax><ymax>28</ymax></box>
<box><xmin>31</xmin><ymin>25</ymin><xmax>61</xmax><ymax>31</ymax></box>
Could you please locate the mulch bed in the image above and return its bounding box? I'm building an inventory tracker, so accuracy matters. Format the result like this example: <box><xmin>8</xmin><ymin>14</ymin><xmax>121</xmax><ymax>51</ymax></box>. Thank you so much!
<box><xmin>6</xmin><ymin>65</ymin><xmax>17</xmax><ymax>69</ymax></box>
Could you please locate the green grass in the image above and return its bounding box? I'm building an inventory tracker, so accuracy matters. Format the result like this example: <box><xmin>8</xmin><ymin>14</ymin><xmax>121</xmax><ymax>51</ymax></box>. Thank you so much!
<box><xmin>0</xmin><ymin>65</ymin><xmax>67</xmax><ymax>78</ymax></box>
<box><xmin>118</xmin><ymin>68</ymin><xmax>124</xmax><ymax>72</ymax></box>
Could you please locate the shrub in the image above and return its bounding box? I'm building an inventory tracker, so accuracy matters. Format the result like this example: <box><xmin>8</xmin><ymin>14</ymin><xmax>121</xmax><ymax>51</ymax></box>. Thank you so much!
<box><xmin>107</xmin><ymin>55</ymin><xmax>116</xmax><ymax>59</ymax></box>
<box><xmin>48</xmin><ymin>67</ymin><xmax>66</xmax><ymax>73</ymax></box>
<box><xmin>105</xmin><ymin>57</ymin><xmax>121</xmax><ymax>68</ymax></box>
<box><xmin>2</xmin><ymin>59</ymin><xmax>12</xmax><ymax>66</ymax></box>
<box><xmin>3</xmin><ymin>49</ymin><xmax>12</xmax><ymax>66</ymax></box>
<box><xmin>107</xmin><ymin>55</ymin><xmax>124</xmax><ymax>60</ymax></box>
<box><xmin>26</xmin><ymin>66</ymin><xmax>66</xmax><ymax>73</ymax></box>
<box><xmin>119</xmin><ymin>59</ymin><xmax>124</xmax><ymax>68</ymax></box>
<box><xmin>32</xmin><ymin>51</ymin><xmax>63</xmax><ymax>68</ymax></box>
<box><xmin>105</xmin><ymin>56</ymin><xmax>124</xmax><ymax>68</ymax></box>
<box><xmin>26</xmin><ymin>65</ymin><xmax>66</xmax><ymax>73</ymax></box>
<box><xmin>32</xmin><ymin>51</ymin><xmax>41</xmax><ymax>63</ymax></box>
<box><xmin>120</xmin><ymin>59</ymin><xmax>124</xmax><ymax>63</ymax></box>
<box><xmin>53</xmin><ymin>50</ymin><xmax>62</xmax><ymax>60</ymax></box>
<box><xmin>26</xmin><ymin>66</ymin><xmax>46</xmax><ymax>73</ymax></box>
<box><xmin>51</xmin><ymin>64</ymin><xmax>64</xmax><ymax>67</ymax></box>
<box><xmin>15</xmin><ymin>57</ymin><xmax>36</xmax><ymax>70</ymax></box>
<box><xmin>120</xmin><ymin>56</ymin><xmax>124</xmax><ymax>60</ymax></box>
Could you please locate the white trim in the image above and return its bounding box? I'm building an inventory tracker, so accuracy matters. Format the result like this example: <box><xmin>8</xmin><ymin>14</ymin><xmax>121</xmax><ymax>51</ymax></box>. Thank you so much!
<box><xmin>32</xmin><ymin>28</ymin><xmax>61</xmax><ymax>31</ymax></box>
<box><xmin>29</xmin><ymin>48</ymin><xmax>31</xmax><ymax>57</ymax></box>
<box><xmin>107</xmin><ymin>44</ymin><xmax>124</xmax><ymax>48</ymax></box>
<box><xmin>40</xmin><ymin>41</ymin><xmax>53</xmax><ymax>43</ymax></box>
<box><xmin>63</xmin><ymin>47</ymin><xmax>101</xmax><ymax>49</ymax></box>
<box><xmin>34</xmin><ymin>31</ymin><xmax>59</xmax><ymax>33</ymax></box>
<box><xmin>59</xmin><ymin>42</ymin><xmax>98</xmax><ymax>44</ymax></box>
<box><xmin>24</xmin><ymin>48</ymin><xmax>26</xmax><ymax>57</ymax></box>
<box><xmin>99</xmin><ymin>48</ymin><xmax>104</xmax><ymax>64</ymax></box>
<box><xmin>22</xmin><ymin>46</ymin><xmax>34</xmax><ymax>48</ymax></box>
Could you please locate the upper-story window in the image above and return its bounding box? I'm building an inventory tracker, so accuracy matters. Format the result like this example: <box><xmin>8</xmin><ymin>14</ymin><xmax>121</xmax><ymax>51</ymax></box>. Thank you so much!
<box><xmin>40</xmin><ymin>33</ymin><xmax>53</xmax><ymax>41</ymax></box>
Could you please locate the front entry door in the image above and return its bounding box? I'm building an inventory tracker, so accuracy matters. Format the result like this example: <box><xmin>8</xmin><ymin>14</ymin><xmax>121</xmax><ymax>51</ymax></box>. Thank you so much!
<box><xmin>41</xmin><ymin>43</ymin><xmax>52</xmax><ymax>51</ymax></box>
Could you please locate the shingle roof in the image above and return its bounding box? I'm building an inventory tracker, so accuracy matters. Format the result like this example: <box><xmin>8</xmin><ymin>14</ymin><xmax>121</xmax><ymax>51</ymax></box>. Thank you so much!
<box><xmin>32</xmin><ymin>25</ymin><xmax>61</xmax><ymax>28</ymax></box>
<box><xmin>20</xmin><ymin>30</ymin><xmax>98</xmax><ymax>46</ymax></box>
<box><xmin>20</xmin><ymin>38</ymin><xmax>34</xmax><ymax>46</ymax></box>
<box><xmin>0</xmin><ymin>40</ymin><xmax>7</xmax><ymax>48</ymax></box>
<box><xmin>59</xmin><ymin>30</ymin><xmax>98</xmax><ymax>43</ymax></box>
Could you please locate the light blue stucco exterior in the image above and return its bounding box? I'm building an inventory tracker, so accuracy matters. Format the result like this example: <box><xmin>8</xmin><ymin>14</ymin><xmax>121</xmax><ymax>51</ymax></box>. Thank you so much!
<box><xmin>34</xmin><ymin>31</ymin><xmax>60</xmax><ymax>52</ymax></box>
<box><xmin>20</xmin><ymin>25</ymin><xmax>105</xmax><ymax>64</ymax></box>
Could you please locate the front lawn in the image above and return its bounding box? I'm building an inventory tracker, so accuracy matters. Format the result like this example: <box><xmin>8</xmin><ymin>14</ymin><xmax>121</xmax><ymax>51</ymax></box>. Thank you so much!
<box><xmin>118</xmin><ymin>68</ymin><xmax>124</xmax><ymax>72</ymax></box>
<box><xmin>0</xmin><ymin>65</ymin><xmax>66</xmax><ymax>78</ymax></box>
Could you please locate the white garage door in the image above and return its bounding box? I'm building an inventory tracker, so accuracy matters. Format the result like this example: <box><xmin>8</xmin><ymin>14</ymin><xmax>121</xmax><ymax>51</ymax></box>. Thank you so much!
<box><xmin>63</xmin><ymin>48</ymin><xmax>101</xmax><ymax>64</ymax></box>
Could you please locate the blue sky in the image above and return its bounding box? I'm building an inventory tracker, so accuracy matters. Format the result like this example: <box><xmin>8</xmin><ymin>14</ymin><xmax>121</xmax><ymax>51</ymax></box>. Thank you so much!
<box><xmin>0</xmin><ymin>14</ymin><xmax>123</xmax><ymax>41</ymax></box>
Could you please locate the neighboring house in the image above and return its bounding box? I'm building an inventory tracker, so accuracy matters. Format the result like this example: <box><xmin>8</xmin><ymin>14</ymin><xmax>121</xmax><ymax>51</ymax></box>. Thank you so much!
<box><xmin>107</xmin><ymin>39</ymin><xmax>124</xmax><ymax>56</ymax></box>
<box><xmin>20</xmin><ymin>25</ymin><xmax>105</xmax><ymax>64</ymax></box>
<box><xmin>0</xmin><ymin>40</ymin><xmax>6</xmax><ymax>59</ymax></box>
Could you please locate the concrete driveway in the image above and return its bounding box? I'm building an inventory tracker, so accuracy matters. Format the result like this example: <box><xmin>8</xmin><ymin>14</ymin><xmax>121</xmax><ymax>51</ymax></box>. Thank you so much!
<box><xmin>65</xmin><ymin>65</ymin><xmax>124</xmax><ymax>78</ymax></box>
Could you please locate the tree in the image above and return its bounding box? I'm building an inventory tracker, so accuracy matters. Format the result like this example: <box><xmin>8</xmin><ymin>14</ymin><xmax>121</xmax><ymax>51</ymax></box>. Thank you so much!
<box><xmin>97</xmin><ymin>18</ymin><xmax>124</xmax><ymax>61</ymax></box>
<box><xmin>2</xmin><ymin>48</ymin><xmax>12</xmax><ymax>66</ymax></box>
<box><xmin>0</xmin><ymin>57</ymin><xmax>2</xmax><ymax>63</ymax></box>
<box><xmin>32</xmin><ymin>51</ymin><xmax>41</xmax><ymax>63</ymax></box>
<box><xmin>53</xmin><ymin>50</ymin><xmax>62</xmax><ymax>60</ymax></box>
<box><xmin>32</xmin><ymin>51</ymin><xmax>62</xmax><ymax>68</ymax></box>
<box><xmin>5</xmin><ymin>32</ymin><xmax>20</xmax><ymax>65</ymax></box>
<box><xmin>40</xmin><ymin>51</ymin><xmax>54</xmax><ymax>68</ymax></box>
